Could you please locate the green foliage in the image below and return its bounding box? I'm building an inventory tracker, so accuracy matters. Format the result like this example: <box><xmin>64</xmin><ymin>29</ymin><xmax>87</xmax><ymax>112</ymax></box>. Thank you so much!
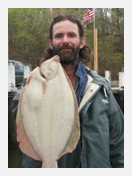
<box><xmin>8</xmin><ymin>8</ymin><xmax>52</xmax><ymax>68</ymax></box>
<box><xmin>8</xmin><ymin>8</ymin><xmax>124</xmax><ymax>79</ymax></box>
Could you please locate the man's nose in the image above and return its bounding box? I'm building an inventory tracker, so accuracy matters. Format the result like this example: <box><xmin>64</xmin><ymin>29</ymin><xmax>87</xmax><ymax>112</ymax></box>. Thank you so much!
<box><xmin>62</xmin><ymin>35</ymin><xmax>69</xmax><ymax>44</ymax></box>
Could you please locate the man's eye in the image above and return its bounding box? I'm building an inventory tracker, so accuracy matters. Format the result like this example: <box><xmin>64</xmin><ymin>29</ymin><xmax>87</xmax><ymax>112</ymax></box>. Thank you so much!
<box><xmin>55</xmin><ymin>34</ymin><xmax>63</xmax><ymax>38</ymax></box>
<box><xmin>68</xmin><ymin>33</ymin><xmax>76</xmax><ymax>38</ymax></box>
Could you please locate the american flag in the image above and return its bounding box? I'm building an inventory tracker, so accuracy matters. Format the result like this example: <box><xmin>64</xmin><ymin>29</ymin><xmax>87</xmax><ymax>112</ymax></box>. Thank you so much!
<box><xmin>82</xmin><ymin>8</ymin><xmax>94</xmax><ymax>23</ymax></box>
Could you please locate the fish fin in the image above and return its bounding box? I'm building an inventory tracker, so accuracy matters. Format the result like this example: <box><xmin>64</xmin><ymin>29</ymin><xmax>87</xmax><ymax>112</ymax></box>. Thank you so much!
<box><xmin>16</xmin><ymin>93</ymin><xmax>41</xmax><ymax>161</ymax></box>
<box><xmin>26</xmin><ymin>76</ymin><xmax>31</xmax><ymax>85</ymax></box>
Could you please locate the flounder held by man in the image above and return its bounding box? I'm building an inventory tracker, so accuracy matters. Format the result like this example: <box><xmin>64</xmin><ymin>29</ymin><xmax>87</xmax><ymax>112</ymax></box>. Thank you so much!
<box><xmin>16</xmin><ymin>55</ymin><xmax>80</xmax><ymax>168</ymax></box>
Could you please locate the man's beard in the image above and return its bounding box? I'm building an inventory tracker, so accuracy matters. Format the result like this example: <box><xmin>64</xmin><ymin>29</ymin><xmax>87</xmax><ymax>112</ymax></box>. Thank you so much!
<box><xmin>52</xmin><ymin>44</ymin><xmax>80</xmax><ymax>65</ymax></box>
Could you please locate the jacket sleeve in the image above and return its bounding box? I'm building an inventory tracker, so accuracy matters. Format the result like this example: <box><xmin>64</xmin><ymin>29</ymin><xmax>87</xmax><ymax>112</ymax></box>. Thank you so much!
<box><xmin>108</xmin><ymin>91</ymin><xmax>124</xmax><ymax>168</ymax></box>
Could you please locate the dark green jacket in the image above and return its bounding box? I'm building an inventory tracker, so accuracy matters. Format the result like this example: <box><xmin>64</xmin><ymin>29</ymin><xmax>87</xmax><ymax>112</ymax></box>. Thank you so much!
<box><xmin>12</xmin><ymin>68</ymin><xmax>124</xmax><ymax>168</ymax></box>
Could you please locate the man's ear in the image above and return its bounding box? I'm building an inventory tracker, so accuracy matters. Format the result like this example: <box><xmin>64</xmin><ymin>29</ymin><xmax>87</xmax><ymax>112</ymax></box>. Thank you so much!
<box><xmin>49</xmin><ymin>40</ymin><xmax>53</xmax><ymax>49</ymax></box>
<box><xmin>80</xmin><ymin>37</ymin><xmax>86</xmax><ymax>49</ymax></box>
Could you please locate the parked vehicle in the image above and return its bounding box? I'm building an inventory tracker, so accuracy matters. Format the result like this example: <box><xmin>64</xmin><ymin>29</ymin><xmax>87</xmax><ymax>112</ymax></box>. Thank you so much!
<box><xmin>8</xmin><ymin>60</ymin><xmax>24</xmax><ymax>86</ymax></box>
<box><xmin>8</xmin><ymin>59</ymin><xmax>31</xmax><ymax>149</ymax></box>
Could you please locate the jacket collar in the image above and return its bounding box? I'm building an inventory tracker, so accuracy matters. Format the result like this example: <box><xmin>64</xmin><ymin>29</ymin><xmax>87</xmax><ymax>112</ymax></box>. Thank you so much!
<box><xmin>78</xmin><ymin>67</ymin><xmax>111</xmax><ymax>112</ymax></box>
<box><xmin>87</xmin><ymin>68</ymin><xmax>111</xmax><ymax>94</ymax></box>
<box><xmin>78</xmin><ymin>74</ymin><xmax>100</xmax><ymax>111</ymax></box>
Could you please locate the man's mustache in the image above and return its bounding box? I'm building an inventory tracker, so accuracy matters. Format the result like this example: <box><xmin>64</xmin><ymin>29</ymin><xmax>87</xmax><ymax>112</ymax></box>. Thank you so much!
<box><xmin>58</xmin><ymin>45</ymin><xmax>74</xmax><ymax>51</ymax></box>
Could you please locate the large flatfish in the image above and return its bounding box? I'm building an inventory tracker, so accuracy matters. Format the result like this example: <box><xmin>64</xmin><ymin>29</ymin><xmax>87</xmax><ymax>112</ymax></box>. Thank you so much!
<box><xmin>16</xmin><ymin>55</ymin><xmax>80</xmax><ymax>168</ymax></box>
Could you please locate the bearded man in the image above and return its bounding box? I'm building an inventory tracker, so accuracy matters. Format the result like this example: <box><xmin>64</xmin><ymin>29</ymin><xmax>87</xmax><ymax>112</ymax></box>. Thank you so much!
<box><xmin>13</xmin><ymin>15</ymin><xmax>124</xmax><ymax>168</ymax></box>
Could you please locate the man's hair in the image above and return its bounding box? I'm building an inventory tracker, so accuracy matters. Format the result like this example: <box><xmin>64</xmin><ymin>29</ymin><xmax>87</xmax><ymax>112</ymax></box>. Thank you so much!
<box><xmin>42</xmin><ymin>15</ymin><xmax>91</xmax><ymax>63</ymax></box>
<box><xmin>49</xmin><ymin>15</ymin><xmax>84</xmax><ymax>40</ymax></box>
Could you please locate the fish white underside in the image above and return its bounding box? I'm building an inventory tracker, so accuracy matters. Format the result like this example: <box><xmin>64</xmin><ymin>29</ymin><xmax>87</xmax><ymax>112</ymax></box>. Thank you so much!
<box><xmin>19</xmin><ymin>64</ymin><xmax>79</xmax><ymax>168</ymax></box>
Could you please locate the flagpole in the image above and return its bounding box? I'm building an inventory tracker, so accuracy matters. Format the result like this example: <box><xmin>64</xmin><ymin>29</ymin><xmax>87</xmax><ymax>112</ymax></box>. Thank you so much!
<box><xmin>93</xmin><ymin>8</ymin><xmax>95</xmax><ymax>33</ymax></box>
<box><xmin>49</xmin><ymin>8</ymin><xmax>53</xmax><ymax>18</ymax></box>
<box><xmin>93</xmin><ymin>8</ymin><xmax>98</xmax><ymax>73</ymax></box>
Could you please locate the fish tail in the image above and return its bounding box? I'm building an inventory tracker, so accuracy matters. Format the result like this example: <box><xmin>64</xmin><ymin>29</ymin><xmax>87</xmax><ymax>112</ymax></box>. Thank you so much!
<box><xmin>42</xmin><ymin>160</ymin><xmax>58</xmax><ymax>168</ymax></box>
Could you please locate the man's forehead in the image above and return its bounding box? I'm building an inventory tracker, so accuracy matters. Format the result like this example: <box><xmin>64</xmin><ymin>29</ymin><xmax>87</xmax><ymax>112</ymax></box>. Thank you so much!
<box><xmin>52</xmin><ymin>20</ymin><xmax>79</xmax><ymax>34</ymax></box>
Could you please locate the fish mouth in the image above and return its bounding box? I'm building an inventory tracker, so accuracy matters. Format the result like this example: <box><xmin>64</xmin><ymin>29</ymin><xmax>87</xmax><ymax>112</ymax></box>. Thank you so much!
<box><xmin>39</xmin><ymin>67</ymin><xmax>47</xmax><ymax>79</ymax></box>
